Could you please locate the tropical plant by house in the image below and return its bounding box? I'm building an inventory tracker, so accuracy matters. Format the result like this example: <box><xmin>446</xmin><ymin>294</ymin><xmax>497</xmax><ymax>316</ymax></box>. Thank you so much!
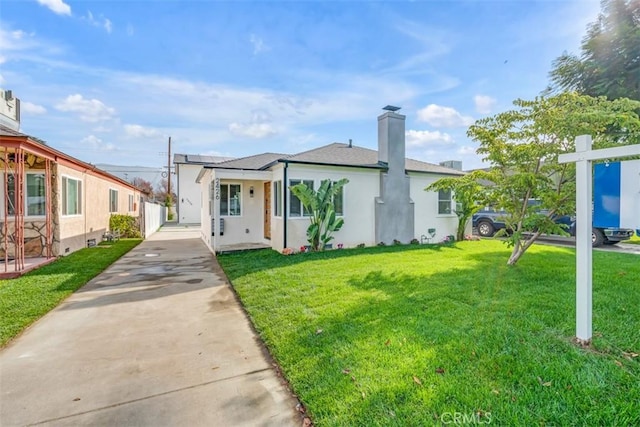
<box><xmin>425</xmin><ymin>172</ymin><xmax>486</xmax><ymax>241</ymax></box>
<box><xmin>290</xmin><ymin>178</ymin><xmax>348</xmax><ymax>251</ymax></box>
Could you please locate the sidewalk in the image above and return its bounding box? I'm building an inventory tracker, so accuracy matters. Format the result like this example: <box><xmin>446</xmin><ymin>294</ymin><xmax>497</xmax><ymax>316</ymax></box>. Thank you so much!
<box><xmin>0</xmin><ymin>225</ymin><xmax>301</xmax><ymax>427</ymax></box>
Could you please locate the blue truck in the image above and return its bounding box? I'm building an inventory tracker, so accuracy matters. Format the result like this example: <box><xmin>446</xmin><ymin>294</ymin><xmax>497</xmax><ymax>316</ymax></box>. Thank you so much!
<box><xmin>472</xmin><ymin>160</ymin><xmax>638</xmax><ymax>246</ymax></box>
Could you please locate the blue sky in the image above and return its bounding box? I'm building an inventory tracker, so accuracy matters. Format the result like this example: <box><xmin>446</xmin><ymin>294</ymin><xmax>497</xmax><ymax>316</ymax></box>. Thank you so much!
<box><xmin>1</xmin><ymin>0</ymin><xmax>601</xmax><ymax>172</ymax></box>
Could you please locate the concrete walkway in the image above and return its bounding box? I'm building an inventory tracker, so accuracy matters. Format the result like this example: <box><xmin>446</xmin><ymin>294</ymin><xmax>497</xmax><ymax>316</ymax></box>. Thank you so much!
<box><xmin>0</xmin><ymin>225</ymin><xmax>301</xmax><ymax>427</ymax></box>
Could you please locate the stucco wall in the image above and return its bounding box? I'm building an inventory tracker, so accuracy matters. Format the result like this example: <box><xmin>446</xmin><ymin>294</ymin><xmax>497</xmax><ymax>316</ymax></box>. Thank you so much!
<box><xmin>57</xmin><ymin>164</ymin><xmax>140</xmax><ymax>255</ymax></box>
<box><xmin>177</xmin><ymin>163</ymin><xmax>203</xmax><ymax>224</ymax></box>
<box><xmin>284</xmin><ymin>164</ymin><xmax>379</xmax><ymax>250</ymax></box>
<box><xmin>199</xmin><ymin>170</ymin><xmax>213</xmax><ymax>250</ymax></box>
<box><xmin>409</xmin><ymin>173</ymin><xmax>461</xmax><ymax>242</ymax></box>
<box><xmin>216</xmin><ymin>179</ymin><xmax>268</xmax><ymax>246</ymax></box>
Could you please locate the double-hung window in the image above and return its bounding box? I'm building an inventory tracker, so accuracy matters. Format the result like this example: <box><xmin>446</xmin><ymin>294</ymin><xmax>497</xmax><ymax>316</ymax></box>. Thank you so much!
<box><xmin>438</xmin><ymin>189</ymin><xmax>453</xmax><ymax>215</ymax></box>
<box><xmin>289</xmin><ymin>179</ymin><xmax>313</xmax><ymax>217</ymax></box>
<box><xmin>128</xmin><ymin>194</ymin><xmax>134</xmax><ymax>212</ymax></box>
<box><xmin>62</xmin><ymin>176</ymin><xmax>82</xmax><ymax>215</ymax></box>
<box><xmin>220</xmin><ymin>184</ymin><xmax>241</xmax><ymax>216</ymax></box>
<box><xmin>109</xmin><ymin>189</ymin><xmax>118</xmax><ymax>213</ymax></box>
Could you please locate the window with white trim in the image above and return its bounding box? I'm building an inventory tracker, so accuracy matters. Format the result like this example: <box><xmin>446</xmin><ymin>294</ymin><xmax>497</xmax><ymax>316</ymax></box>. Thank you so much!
<box><xmin>289</xmin><ymin>179</ymin><xmax>313</xmax><ymax>217</ymax></box>
<box><xmin>26</xmin><ymin>173</ymin><xmax>46</xmax><ymax>216</ymax></box>
<box><xmin>274</xmin><ymin>180</ymin><xmax>282</xmax><ymax>217</ymax></box>
<box><xmin>333</xmin><ymin>182</ymin><xmax>344</xmax><ymax>216</ymax></box>
<box><xmin>128</xmin><ymin>194</ymin><xmax>134</xmax><ymax>212</ymax></box>
<box><xmin>220</xmin><ymin>184</ymin><xmax>241</xmax><ymax>216</ymax></box>
<box><xmin>2</xmin><ymin>172</ymin><xmax>47</xmax><ymax>217</ymax></box>
<box><xmin>62</xmin><ymin>176</ymin><xmax>82</xmax><ymax>216</ymax></box>
<box><xmin>109</xmin><ymin>189</ymin><xmax>118</xmax><ymax>213</ymax></box>
<box><xmin>438</xmin><ymin>189</ymin><xmax>452</xmax><ymax>215</ymax></box>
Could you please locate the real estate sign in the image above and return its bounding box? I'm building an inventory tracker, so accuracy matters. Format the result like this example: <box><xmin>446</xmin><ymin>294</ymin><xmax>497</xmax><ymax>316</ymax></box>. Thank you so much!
<box><xmin>594</xmin><ymin>160</ymin><xmax>640</xmax><ymax>230</ymax></box>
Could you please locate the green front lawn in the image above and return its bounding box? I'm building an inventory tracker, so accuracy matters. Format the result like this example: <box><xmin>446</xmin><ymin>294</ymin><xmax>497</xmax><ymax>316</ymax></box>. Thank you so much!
<box><xmin>219</xmin><ymin>241</ymin><xmax>640</xmax><ymax>426</ymax></box>
<box><xmin>0</xmin><ymin>239</ymin><xmax>141</xmax><ymax>347</ymax></box>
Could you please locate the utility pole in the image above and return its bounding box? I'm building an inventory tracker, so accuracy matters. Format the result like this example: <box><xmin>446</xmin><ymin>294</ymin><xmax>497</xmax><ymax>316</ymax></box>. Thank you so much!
<box><xmin>167</xmin><ymin>136</ymin><xmax>172</xmax><ymax>198</ymax></box>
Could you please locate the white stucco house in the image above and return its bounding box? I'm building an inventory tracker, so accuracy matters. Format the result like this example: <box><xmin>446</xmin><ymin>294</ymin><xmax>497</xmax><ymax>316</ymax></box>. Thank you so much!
<box><xmin>174</xmin><ymin>154</ymin><xmax>233</xmax><ymax>224</ymax></box>
<box><xmin>196</xmin><ymin>108</ymin><xmax>465</xmax><ymax>253</ymax></box>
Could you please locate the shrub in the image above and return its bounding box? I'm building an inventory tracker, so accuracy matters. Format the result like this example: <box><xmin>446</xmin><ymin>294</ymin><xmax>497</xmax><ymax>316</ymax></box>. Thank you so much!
<box><xmin>109</xmin><ymin>214</ymin><xmax>141</xmax><ymax>238</ymax></box>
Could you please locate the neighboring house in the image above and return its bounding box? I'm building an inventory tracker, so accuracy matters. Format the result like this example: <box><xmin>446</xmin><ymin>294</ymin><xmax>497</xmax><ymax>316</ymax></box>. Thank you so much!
<box><xmin>174</xmin><ymin>153</ymin><xmax>233</xmax><ymax>224</ymax></box>
<box><xmin>196</xmin><ymin>108</ymin><xmax>465</xmax><ymax>253</ymax></box>
<box><xmin>0</xmin><ymin>125</ymin><xmax>143</xmax><ymax>277</ymax></box>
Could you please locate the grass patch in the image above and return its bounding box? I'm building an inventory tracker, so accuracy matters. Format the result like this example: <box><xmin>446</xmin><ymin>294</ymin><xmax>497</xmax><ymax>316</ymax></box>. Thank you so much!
<box><xmin>219</xmin><ymin>240</ymin><xmax>640</xmax><ymax>426</ymax></box>
<box><xmin>0</xmin><ymin>239</ymin><xmax>141</xmax><ymax>347</ymax></box>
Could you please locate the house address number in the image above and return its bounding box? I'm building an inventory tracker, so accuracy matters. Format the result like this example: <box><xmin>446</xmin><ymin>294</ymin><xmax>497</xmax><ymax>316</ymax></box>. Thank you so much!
<box><xmin>215</xmin><ymin>178</ymin><xmax>220</xmax><ymax>200</ymax></box>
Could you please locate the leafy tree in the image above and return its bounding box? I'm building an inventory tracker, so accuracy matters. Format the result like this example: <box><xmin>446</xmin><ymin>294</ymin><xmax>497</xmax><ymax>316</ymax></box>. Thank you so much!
<box><xmin>155</xmin><ymin>178</ymin><xmax>176</xmax><ymax>205</ymax></box>
<box><xmin>548</xmin><ymin>0</ymin><xmax>640</xmax><ymax>101</ymax></box>
<box><xmin>290</xmin><ymin>178</ymin><xmax>348</xmax><ymax>251</ymax></box>
<box><xmin>425</xmin><ymin>173</ymin><xmax>486</xmax><ymax>242</ymax></box>
<box><xmin>132</xmin><ymin>177</ymin><xmax>154</xmax><ymax>198</ymax></box>
<box><xmin>468</xmin><ymin>92</ymin><xmax>640</xmax><ymax>265</ymax></box>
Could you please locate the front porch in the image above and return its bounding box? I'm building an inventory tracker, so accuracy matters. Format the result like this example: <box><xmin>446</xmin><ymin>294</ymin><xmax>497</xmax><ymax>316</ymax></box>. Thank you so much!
<box><xmin>0</xmin><ymin>256</ymin><xmax>56</xmax><ymax>279</ymax></box>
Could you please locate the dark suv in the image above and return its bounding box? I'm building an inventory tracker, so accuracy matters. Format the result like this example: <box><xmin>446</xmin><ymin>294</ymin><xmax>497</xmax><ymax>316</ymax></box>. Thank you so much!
<box><xmin>472</xmin><ymin>207</ymin><xmax>508</xmax><ymax>238</ymax></box>
<box><xmin>472</xmin><ymin>205</ymin><xmax>573</xmax><ymax>237</ymax></box>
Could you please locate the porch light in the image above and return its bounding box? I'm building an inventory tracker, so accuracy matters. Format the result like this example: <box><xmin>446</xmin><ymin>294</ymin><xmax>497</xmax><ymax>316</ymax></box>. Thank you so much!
<box><xmin>249</xmin><ymin>186</ymin><xmax>254</xmax><ymax>197</ymax></box>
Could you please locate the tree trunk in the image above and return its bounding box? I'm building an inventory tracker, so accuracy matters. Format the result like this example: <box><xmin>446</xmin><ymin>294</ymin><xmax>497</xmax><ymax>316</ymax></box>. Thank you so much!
<box><xmin>457</xmin><ymin>216</ymin><xmax>467</xmax><ymax>242</ymax></box>
<box><xmin>506</xmin><ymin>231</ymin><xmax>543</xmax><ymax>265</ymax></box>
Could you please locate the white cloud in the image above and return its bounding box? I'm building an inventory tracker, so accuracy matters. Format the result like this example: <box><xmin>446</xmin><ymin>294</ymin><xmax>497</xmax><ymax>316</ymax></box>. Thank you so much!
<box><xmin>0</xmin><ymin>74</ymin><xmax>4</xmax><ymax>85</ymax></box>
<box><xmin>457</xmin><ymin>145</ymin><xmax>477</xmax><ymax>155</ymax></box>
<box><xmin>229</xmin><ymin>109</ymin><xmax>278</xmax><ymax>138</ymax></box>
<box><xmin>0</xmin><ymin>55</ymin><xmax>5</xmax><ymax>64</ymax></box>
<box><xmin>81</xmin><ymin>134</ymin><xmax>116</xmax><ymax>151</ymax></box>
<box><xmin>417</xmin><ymin>104</ymin><xmax>474</xmax><ymax>128</ymax></box>
<box><xmin>56</xmin><ymin>94</ymin><xmax>115</xmax><ymax>122</ymax></box>
<box><xmin>124</xmin><ymin>124</ymin><xmax>163</xmax><ymax>139</ymax></box>
<box><xmin>474</xmin><ymin>95</ymin><xmax>497</xmax><ymax>114</ymax></box>
<box><xmin>22</xmin><ymin>101</ymin><xmax>47</xmax><ymax>115</ymax></box>
<box><xmin>84</xmin><ymin>11</ymin><xmax>112</xmax><ymax>33</ymax></box>
<box><xmin>249</xmin><ymin>34</ymin><xmax>268</xmax><ymax>55</ymax></box>
<box><xmin>229</xmin><ymin>122</ymin><xmax>277</xmax><ymax>139</ymax></box>
<box><xmin>405</xmin><ymin>130</ymin><xmax>453</xmax><ymax>148</ymax></box>
<box><xmin>37</xmin><ymin>0</ymin><xmax>71</xmax><ymax>16</ymax></box>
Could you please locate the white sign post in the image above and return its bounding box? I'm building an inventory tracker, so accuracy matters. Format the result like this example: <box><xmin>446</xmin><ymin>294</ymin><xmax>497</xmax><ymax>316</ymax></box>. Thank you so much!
<box><xmin>559</xmin><ymin>137</ymin><xmax>640</xmax><ymax>343</ymax></box>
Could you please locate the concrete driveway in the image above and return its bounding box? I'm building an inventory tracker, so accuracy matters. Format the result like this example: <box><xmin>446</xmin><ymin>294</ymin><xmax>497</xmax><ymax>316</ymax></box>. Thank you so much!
<box><xmin>0</xmin><ymin>225</ymin><xmax>301</xmax><ymax>427</ymax></box>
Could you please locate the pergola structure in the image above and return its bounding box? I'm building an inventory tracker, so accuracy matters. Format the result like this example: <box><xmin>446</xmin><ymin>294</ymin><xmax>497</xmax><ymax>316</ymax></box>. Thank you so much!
<box><xmin>1</xmin><ymin>126</ymin><xmax>55</xmax><ymax>277</ymax></box>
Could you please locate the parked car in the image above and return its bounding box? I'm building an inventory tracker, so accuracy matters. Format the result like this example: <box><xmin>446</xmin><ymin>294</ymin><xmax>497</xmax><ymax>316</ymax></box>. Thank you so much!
<box><xmin>568</xmin><ymin>222</ymin><xmax>634</xmax><ymax>246</ymax></box>
<box><xmin>472</xmin><ymin>207</ymin><xmax>633</xmax><ymax>247</ymax></box>
<box><xmin>472</xmin><ymin>207</ymin><xmax>507</xmax><ymax>238</ymax></box>
<box><xmin>472</xmin><ymin>207</ymin><xmax>572</xmax><ymax>238</ymax></box>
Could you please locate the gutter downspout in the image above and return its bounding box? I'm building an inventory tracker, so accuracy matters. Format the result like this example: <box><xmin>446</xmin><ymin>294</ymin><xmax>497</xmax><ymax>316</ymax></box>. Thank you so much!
<box><xmin>283</xmin><ymin>161</ymin><xmax>288</xmax><ymax>249</ymax></box>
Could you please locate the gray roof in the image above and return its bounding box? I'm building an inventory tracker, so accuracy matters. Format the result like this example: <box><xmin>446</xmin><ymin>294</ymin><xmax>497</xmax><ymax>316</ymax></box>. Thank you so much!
<box><xmin>0</xmin><ymin>124</ymin><xmax>27</xmax><ymax>137</ymax></box>
<box><xmin>287</xmin><ymin>143</ymin><xmax>465</xmax><ymax>175</ymax></box>
<box><xmin>204</xmin><ymin>142</ymin><xmax>464</xmax><ymax>176</ymax></box>
<box><xmin>213</xmin><ymin>153</ymin><xmax>290</xmax><ymax>170</ymax></box>
<box><xmin>173</xmin><ymin>153</ymin><xmax>234</xmax><ymax>164</ymax></box>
